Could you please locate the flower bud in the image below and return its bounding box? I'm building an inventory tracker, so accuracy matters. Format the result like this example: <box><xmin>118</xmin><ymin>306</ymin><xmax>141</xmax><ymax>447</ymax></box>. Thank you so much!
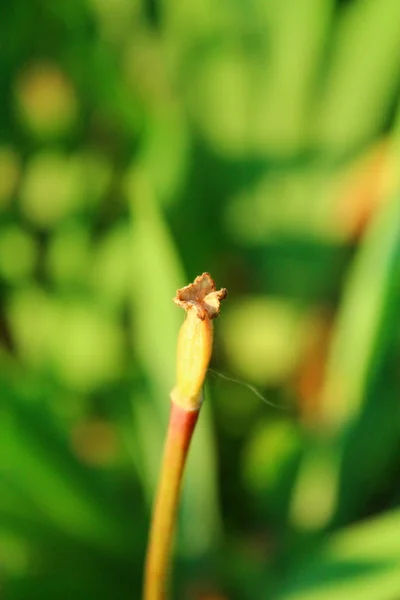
<box><xmin>171</xmin><ymin>308</ymin><xmax>213</xmax><ymax>410</ymax></box>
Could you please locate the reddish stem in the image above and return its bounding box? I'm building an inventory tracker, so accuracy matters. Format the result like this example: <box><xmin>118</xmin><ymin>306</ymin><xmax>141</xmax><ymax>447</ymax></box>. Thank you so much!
<box><xmin>144</xmin><ymin>401</ymin><xmax>199</xmax><ymax>600</ymax></box>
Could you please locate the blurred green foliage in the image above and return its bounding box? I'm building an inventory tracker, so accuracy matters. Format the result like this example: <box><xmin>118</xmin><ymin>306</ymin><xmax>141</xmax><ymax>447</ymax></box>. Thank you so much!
<box><xmin>1</xmin><ymin>0</ymin><xmax>400</xmax><ymax>598</ymax></box>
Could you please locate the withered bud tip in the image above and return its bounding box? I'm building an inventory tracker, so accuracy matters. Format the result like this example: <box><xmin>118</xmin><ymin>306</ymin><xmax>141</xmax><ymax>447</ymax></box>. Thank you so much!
<box><xmin>173</xmin><ymin>272</ymin><xmax>227</xmax><ymax>320</ymax></box>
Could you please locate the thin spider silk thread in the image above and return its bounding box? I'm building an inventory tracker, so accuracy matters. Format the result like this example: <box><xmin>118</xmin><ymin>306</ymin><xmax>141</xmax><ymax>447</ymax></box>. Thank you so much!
<box><xmin>207</xmin><ymin>368</ymin><xmax>287</xmax><ymax>410</ymax></box>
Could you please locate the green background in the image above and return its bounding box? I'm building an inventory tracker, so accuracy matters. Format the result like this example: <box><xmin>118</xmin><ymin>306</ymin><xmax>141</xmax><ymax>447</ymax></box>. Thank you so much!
<box><xmin>1</xmin><ymin>0</ymin><xmax>400</xmax><ymax>598</ymax></box>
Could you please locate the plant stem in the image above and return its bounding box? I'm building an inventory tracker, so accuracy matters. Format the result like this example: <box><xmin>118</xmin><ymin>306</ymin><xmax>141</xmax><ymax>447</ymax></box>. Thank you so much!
<box><xmin>143</xmin><ymin>401</ymin><xmax>199</xmax><ymax>600</ymax></box>
<box><xmin>143</xmin><ymin>273</ymin><xmax>227</xmax><ymax>600</ymax></box>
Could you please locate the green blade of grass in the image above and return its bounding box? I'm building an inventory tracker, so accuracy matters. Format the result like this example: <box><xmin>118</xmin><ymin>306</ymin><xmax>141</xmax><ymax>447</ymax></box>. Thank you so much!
<box><xmin>314</xmin><ymin>0</ymin><xmax>400</xmax><ymax>153</ymax></box>
<box><xmin>0</xmin><ymin>379</ymin><xmax>132</xmax><ymax>556</ymax></box>
<box><xmin>127</xmin><ymin>166</ymin><xmax>221</xmax><ymax>557</ymax></box>
<box><xmin>250</xmin><ymin>0</ymin><xmax>335</xmax><ymax>153</ymax></box>
<box><xmin>278</xmin><ymin>509</ymin><xmax>400</xmax><ymax>600</ymax></box>
<box><xmin>290</xmin><ymin>193</ymin><xmax>400</xmax><ymax>531</ymax></box>
<box><xmin>320</xmin><ymin>197</ymin><xmax>400</xmax><ymax>429</ymax></box>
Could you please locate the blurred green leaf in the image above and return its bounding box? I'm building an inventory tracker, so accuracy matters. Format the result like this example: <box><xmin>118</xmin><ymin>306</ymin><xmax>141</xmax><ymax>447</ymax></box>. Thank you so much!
<box><xmin>315</xmin><ymin>0</ymin><xmax>400</xmax><ymax>153</ymax></box>
<box><xmin>290</xmin><ymin>195</ymin><xmax>400</xmax><ymax>531</ymax></box>
<box><xmin>320</xmin><ymin>196</ymin><xmax>400</xmax><ymax>429</ymax></box>
<box><xmin>127</xmin><ymin>167</ymin><xmax>221</xmax><ymax>557</ymax></box>
<box><xmin>278</xmin><ymin>509</ymin><xmax>400</xmax><ymax>600</ymax></box>
<box><xmin>0</xmin><ymin>380</ymin><xmax>132</xmax><ymax>557</ymax></box>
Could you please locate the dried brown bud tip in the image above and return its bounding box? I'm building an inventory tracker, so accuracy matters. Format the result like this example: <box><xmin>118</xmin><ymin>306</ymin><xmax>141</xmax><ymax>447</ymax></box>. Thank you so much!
<box><xmin>173</xmin><ymin>272</ymin><xmax>227</xmax><ymax>320</ymax></box>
